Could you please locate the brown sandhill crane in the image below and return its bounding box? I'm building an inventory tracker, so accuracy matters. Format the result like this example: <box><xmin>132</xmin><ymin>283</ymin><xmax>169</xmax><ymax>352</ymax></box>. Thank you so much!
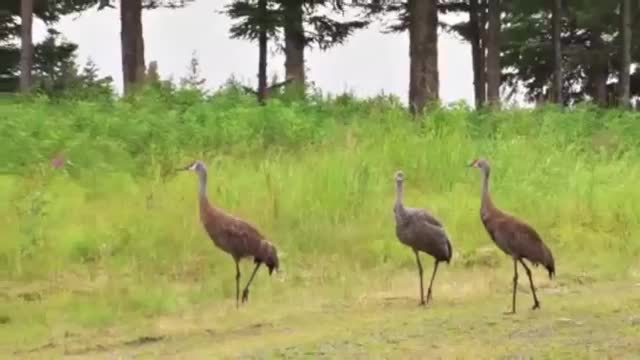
<box><xmin>50</xmin><ymin>152</ymin><xmax>74</xmax><ymax>169</ymax></box>
<box><xmin>178</xmin><ymin>160</ymin><xmax>279</xmax><ymax>308</ymax></box>
<box><xmin>469</xmin><ymin>158</ymin><xmax>555</xmax><ymax>314</ymax></box>
<box><xmin>393</xmin><ymin>170</ymin><xmax>453</xmax><ymax>305</ymax></box>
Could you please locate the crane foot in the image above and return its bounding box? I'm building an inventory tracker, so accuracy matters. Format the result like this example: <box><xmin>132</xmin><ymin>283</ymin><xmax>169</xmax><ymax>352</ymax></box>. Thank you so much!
<box><xmin>532</xmin><ymin>302</ymin><xmax>540</xmax><ymax>310</ymax></box>
<box><xmin>241</xmin><ymin>289</ymin><xmax>249</xmax><ymax>303</ymax></box>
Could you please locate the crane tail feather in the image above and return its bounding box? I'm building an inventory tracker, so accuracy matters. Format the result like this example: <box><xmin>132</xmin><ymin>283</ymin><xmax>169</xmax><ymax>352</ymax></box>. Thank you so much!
<box><xmin>547</xmin><ymin>264</ymin><xmax>555</xmax><ymax>280</ymax></box>
<box><xmin>543</xmin><ymin>245</ymin><xmax>555</xmax><ymax>280</ymax></box>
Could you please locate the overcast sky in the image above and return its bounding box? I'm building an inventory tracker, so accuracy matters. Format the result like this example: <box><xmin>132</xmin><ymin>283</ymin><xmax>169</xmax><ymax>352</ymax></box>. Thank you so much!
<box><xmin>34</xmin><ymin>0</ymin><xmax>474</xmax><ymax>105</ymax></box>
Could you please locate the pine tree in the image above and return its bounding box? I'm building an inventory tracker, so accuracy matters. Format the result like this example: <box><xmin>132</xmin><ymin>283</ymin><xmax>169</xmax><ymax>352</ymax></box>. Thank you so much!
<box><xmin>225</xmin><ymin>0</ymin><xmax>368</xmax><ymax>101</ymax></box>
<box><xmin>180</xmin><ymin>51</ymin><xmax>206</xmax><ymax>91</ymax></box>
<box><xmin>96</xmin><ymin>0</ymin><xmax>195</xmax><ymax>95</ymax></box>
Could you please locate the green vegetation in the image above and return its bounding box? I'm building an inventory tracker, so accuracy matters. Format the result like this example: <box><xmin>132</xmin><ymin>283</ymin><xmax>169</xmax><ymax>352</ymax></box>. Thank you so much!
<box><xmin>1</xmin><ymin>90</ymin><xmax>639</xmax><ymax>357</ymax></box>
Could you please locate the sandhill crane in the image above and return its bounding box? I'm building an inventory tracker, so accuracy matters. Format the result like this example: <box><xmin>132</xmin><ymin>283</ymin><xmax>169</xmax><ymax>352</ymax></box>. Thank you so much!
<box><xmin>469</xmin><ymin>158</ymin><xmax>555</xmax><ymax>314</ymax></box>
<box><xmin>179</xmin><ymin>160</ymin><xmax>279</xmax><ymax>308</ymax></box>
<box><xmin>393</xmin><ymin>170</ymin><xmax>453</xmax><ymax>305</ymax></box>
<box><xmin>50</xmin><ymin>152</ymin><xmax>74</xmax><ymax>169</ymax></box>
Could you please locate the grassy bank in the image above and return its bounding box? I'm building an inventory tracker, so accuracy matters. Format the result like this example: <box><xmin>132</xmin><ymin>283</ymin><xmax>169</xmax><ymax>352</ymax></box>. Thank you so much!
<box><xmin>0</xmin><ymin>91</ymin><xmax>639</xmax><ymax>356</ymax></box>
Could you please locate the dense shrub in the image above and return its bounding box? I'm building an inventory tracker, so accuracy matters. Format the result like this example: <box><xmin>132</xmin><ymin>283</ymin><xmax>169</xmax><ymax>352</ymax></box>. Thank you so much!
<box><xmin>0</xmin><ymin>89</ymin><xmax>639</xmax><ymax>284</ymax></box>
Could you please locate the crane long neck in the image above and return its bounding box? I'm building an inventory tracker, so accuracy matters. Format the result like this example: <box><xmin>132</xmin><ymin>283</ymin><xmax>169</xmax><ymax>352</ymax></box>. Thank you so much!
<box><xmin>480</xmin><ymin>167</ymin><xmax>493</xmax><ymax>213</ymax></box>
<box><xmin>198</xmin><ymin>169</ymin><xmax>208</xmax><ymax>198</ymax></box>
<box><xmin>196</xmin><ymin>168</ymin><xmax>224</xmax><ymax>222</ymax></box>
<box><xmin>395</xmin><ymin>180</ymin><xmax>406</xmax><ymax>215</ymax></box>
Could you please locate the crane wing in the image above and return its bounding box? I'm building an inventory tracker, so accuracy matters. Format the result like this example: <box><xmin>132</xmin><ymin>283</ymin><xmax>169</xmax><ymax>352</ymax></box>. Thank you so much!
<box><xmin>414</xmin><ymin>208</ymin><xmax>444</xmax><ymax>228</ymax></box>
<box><xmin>222</xmin><ymin>216</ymin><xmax>265</xmax><ymax>242</ymax></box>
<box><xmin>411</xmin><ymin>217</ymin><xmax>452</xmax><ymax>261</ymax></box>
<box><xmin>486</xmin><ymin>214</ymin><xmax>549</xmax><ymax>264</ymax></box>
<box><xmin>199</xmin><ymin>203</ymin><xmax>267</xmax><ymax>256</ymax></box>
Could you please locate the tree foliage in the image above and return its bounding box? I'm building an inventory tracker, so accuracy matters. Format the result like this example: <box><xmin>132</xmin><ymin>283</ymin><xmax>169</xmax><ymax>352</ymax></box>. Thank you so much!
<box><xmin>224</xmin><ymin>0</ymin><xmax>369</xmax><ymax>51</ymax></box>
<box><xmin>1</xmin><ymin>0</ymin><xmax>638</xmax><ymax>109</ymax></box>
<box><xmin>95</xmin><ymin>0</ymin><xmax>194</xmax><ymax>10</ymax></box>
<box><xmin>0</xmin><ymin>0</ymin><xmax>97</xmax><ymax>92</ymax></box>
<box><xmin>226</xmin><ymin>0</ymin><xmax>281</xmax><ymax>40</ymax></box>
<box><xmin>32</xmin><ymin>29</ymin><xmax>113</xmax><ymax>98</ymax></box>
<box><xmin>397</xmin><ymin>0</ymin><xmax>640</xmax><ymax>106</ymax></box>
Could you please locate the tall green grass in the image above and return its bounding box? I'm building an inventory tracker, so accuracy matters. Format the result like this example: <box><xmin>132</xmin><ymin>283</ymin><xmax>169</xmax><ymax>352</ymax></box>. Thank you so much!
<box><xmin>0</xmin><ymin>88</ymin><xmax>639</xmax><ymax>334</ymax></box>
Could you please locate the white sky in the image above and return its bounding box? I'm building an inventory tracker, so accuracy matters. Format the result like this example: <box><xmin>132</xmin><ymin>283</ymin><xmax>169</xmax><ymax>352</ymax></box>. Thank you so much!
<box><xmin>34</xmin><ymin>0</ymin><xmax>474</xmax><ymax>105</ymax></box>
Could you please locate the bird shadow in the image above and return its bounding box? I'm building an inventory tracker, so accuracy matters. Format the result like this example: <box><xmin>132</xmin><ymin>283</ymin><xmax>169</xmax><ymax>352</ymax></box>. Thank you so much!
<box><xmin>379</xmin><ymin>296</ymin><xmax>425</xmax><ymax>308</ymax></box>
<box><xmin>205</xmin><ymin>321</ymin><xmax>277</xmax><ymax>339</ymax></box>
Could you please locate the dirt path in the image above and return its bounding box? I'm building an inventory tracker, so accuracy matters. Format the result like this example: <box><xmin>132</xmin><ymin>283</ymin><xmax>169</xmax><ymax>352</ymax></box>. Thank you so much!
<box><xmin>12</xmin><ymin>276</ymin><xmax>640</xmax><ymax>359</ymax></box>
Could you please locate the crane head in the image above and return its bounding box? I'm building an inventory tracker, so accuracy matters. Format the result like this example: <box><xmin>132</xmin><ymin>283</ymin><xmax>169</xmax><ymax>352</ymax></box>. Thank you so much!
<box><xmin>177</xmin><ymin>160</ymin><xmax>207</xmax><ymax>173</ymax></box>
<box><xmin>394</xmin><ymin>170</ymin><xmax>405</xmax><ymax>183</ymax></box>
<box><xmin>468</xmin><ymin>158</ymin><xmax>490</xmax><ymax>172</ymax></box>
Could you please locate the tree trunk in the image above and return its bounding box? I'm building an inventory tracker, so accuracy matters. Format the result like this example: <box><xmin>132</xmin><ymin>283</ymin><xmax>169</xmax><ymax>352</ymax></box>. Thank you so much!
<box><xmin>19</xmin><ymin>0</ymin><xmax>34</xmax><ymax>93</ymax></box>
<box><xmin>283</xmin><ymin>0</ymin><xmax>305</xmax><ymax>95</ymax></box>
<box><xmin>479</xmin><ymin>0</ymin><xmax>488</xmax><ymax>106</ymax></box>
<box><xmin>120</xmin><ymin>0</ymin><xmax>146</xmax><ymax>95</ymax></box>
<box><xmin>257</xmin><ymin>0</ymin><xmax>268</xmax><ymax>104</ymax></box>
<box><xmin>551</xmin><ymin>0</ymin><xmax>563</xmax><ymax>104</ymax></box>
<box><xmin>408</xmin><ymin>0</ymin><xmax>439</xmax><ymax>116</ymax></box>
<box><xmin>486</xmin><ymin>0</ymin><xmax>500</xmax><ymax>108</ymax></box>
<box><xmin>469</xmin><ymin>0</ymin><xmax>485</xmax><ymax>108</ymax></box>
<box><xmin>619</xmin><ymin>0</ymin><xmax>631</xmax><ymax>107</ymax></box>
<box><xmin>590</xmin><ymin>29</ymin><xmax>607</xmax><ymax>106</ymax></box>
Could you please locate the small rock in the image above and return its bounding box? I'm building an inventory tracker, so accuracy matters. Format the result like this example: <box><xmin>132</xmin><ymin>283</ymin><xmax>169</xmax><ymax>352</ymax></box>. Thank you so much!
<box><xmin>18</xmin><ymin>292</ymin><xmax>41</xmax><ymax>302</ymax></box>
<box><xmin>556</xmin><ymin>317</ymin><xmax>583</xmax><ymax>326</ymax></box>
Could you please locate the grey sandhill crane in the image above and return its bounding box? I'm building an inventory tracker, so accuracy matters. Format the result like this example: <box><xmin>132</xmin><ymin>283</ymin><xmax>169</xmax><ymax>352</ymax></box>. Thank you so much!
<box><xmin>393</xmin><ymin>170</ymin><xmax>453</xmax><ymax>305</ymax></box>
<box><xmin>178</xmin><ymin>160</ymin><xmax>279</xmax><ymax>308</ymax></box>
<box><xmin>469</xmin><ymin>158</ymin><xmax>555</xmax><ymax>314</ymax></box>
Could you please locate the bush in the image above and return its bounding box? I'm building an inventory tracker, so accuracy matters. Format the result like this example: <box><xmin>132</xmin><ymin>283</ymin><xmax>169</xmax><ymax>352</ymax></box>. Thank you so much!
<box><xmin>0</xmin><ymin>90</ymin><xmax>639</xmax><ymax>284</ymax></box>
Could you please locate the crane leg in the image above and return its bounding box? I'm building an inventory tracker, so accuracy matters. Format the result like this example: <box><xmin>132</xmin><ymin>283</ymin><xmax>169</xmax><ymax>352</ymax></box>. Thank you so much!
<box><xmin>519</xmin><ymin>259</ymin><xmax>541</xmax><ymax>310</ymax></box>
<box><xmin>414</xmin><ymin>250</ymin><xmax>425</xmax><ymax>306</ymax></box>
<box><xmin>505</xmin><ymin>258</ymin><xmax>518</xmax><ymax>315</ymax></box>
<box><xmin>235</xmin><ymin>260</ymin><xmax>241</xmax><ymax>309</ymax></box>
<box><xmin>241</xmin><ymin>262</ymin><xmax>262</xmax><ymax>303</ymax></box>
<box><xmin>426</xmin><ymin>260</ymin><xmax>440</xmax><ymax>304</ymax></box>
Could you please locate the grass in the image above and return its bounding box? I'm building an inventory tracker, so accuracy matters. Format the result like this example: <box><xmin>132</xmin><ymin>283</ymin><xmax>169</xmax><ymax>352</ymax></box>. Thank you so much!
<box><xmin>8</xmin><ymin>269</ymin><xmax>640</xmax><ymax>358</ymax></box>
<box><xmin>0</xmin><ymin>89</ymin><xmax>639</xmax><ymax>357</ymax></box>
